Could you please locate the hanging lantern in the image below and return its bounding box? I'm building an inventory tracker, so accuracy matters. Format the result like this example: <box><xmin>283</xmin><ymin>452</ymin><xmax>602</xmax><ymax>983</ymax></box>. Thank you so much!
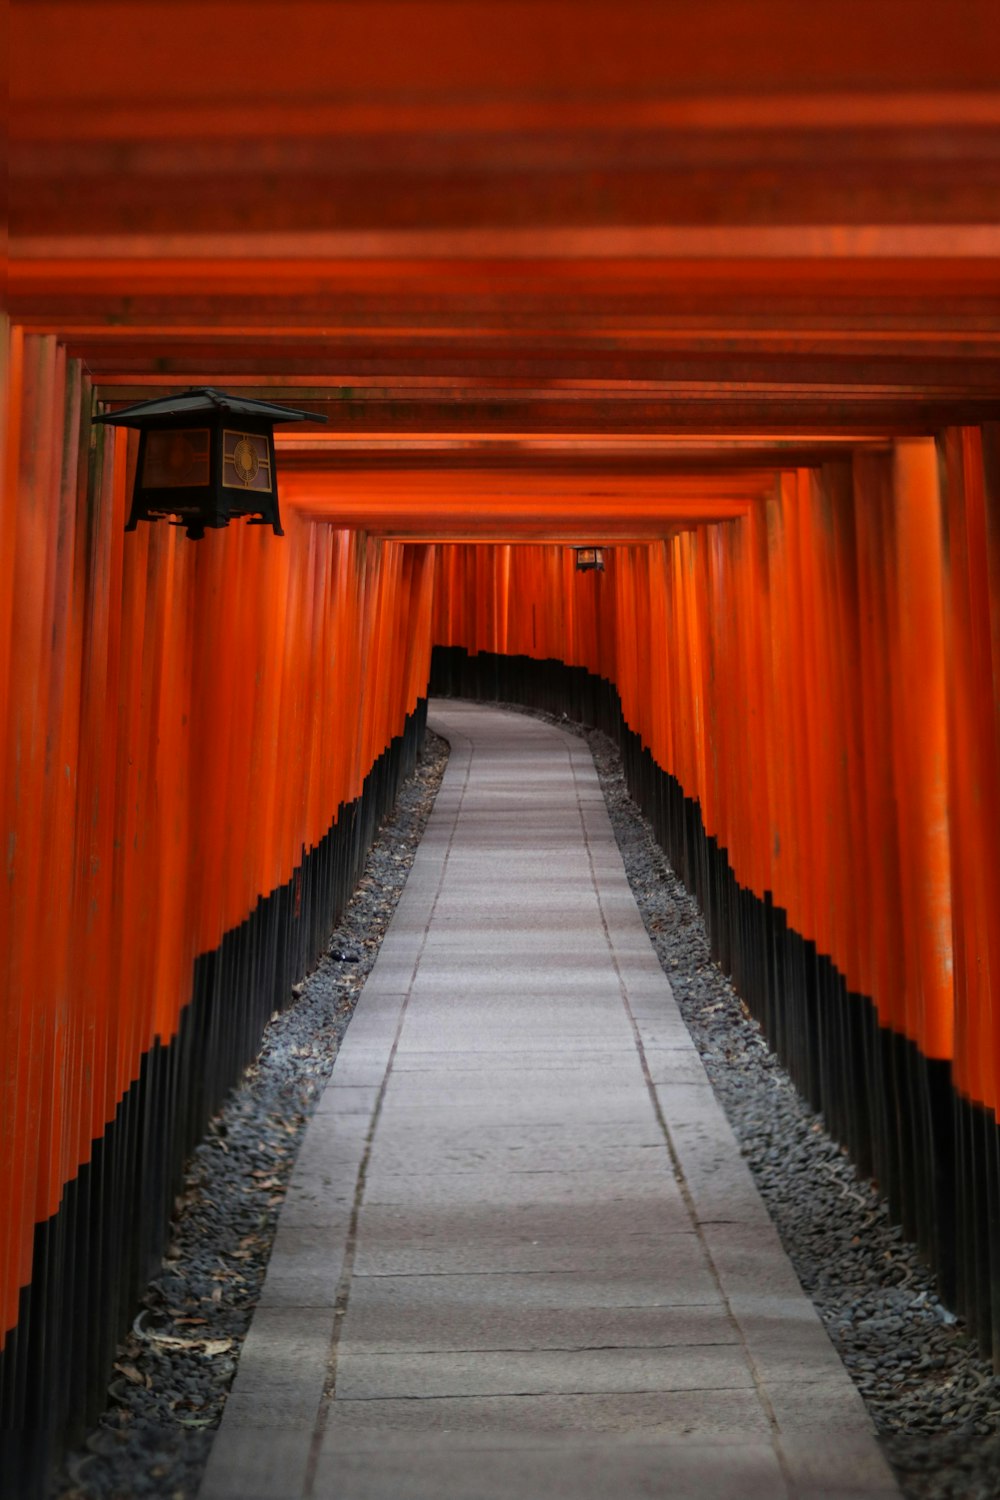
<box><xmin>94</xmin><ymin>387</ymin><xmax>327</xmax><ymax>539</ymax></box>
<box><xmin>574</xmin><ymin>546</ymin><xmax>605</xmax><ymax>573</ymax></box>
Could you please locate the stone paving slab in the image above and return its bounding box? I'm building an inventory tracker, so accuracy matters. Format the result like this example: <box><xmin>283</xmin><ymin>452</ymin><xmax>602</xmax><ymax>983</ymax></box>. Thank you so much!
<box><xmin>317</xmin><ymin>1390</ymin><xmax>775</xmax><ymax>1443</ymax></box>
<box><xmin>311</xmin><ymin>1435</ymin><xmax>788</xmax><ymax>1500</ymax></box>
<box><xmin>373</xmin><ymin>1091</ymin><xmax>662</xmax><ymax>1127</ymax></box>
<box><xmin>336</xmin><ymin>1342</ymin><xmax>756</xmax><ymax>1400</ymax></box>
<box><xmin>391</xmin><ymin>1030</ymin><xmax>647</xmax><ymax>1054</ymax></box>
<box><xmin>387</xmin><ymin>1047</ymin><xmax>690</xmax><ymax>1071</ymax></box>
<box><xmin>339</xmin><ymin>1273</ymin><xmax>726</xmax><ymax>1350</ymax></box>
<box><xmin>352</xmin><ymin>1215</ymin><xmax>701</xmax><ymax>1277</ymax></box>
<box><xmin>200</xmin><ymin>702</ymin><xmax>899</xmax><ymax>1500</ymax></box>
<box><xmin>393</xmin><ymin>1019</ymin><xmax>641</xmax><ymax>1051</ymax></box>
<box><xmin>359</xmin><ymin>1168</ymin><xmax>684</xmax><ymax>1207</ymax></box>
<box><xmin>366</xmin><ymin>1114</ymin><xmax>666</xmax><ymax>1149</ymax></box>
<box><xmin>361</xmin><ymin>1142</ymin><xmax>680</xmax><ymax>1180</ymax></box>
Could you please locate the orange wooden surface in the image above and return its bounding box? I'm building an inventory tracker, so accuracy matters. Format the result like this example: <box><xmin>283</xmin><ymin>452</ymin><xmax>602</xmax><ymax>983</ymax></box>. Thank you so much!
<box><xmin>940</xmin><ymin>428</ymin><xmax>1000</xmax><ymax>1112</ymax></box>
<box><xmin>0</xmin><ymin>332</ymin><xmax>435</xmax><ymax>1346</ymax></box>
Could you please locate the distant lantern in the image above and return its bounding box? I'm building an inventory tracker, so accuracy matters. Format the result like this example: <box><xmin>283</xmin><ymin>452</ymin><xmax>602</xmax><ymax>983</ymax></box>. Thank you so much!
<box><xmin>574</xmin><ymin>546</ymin><xmax>605</xmax><ymax>573</ymax></box>
<box><xmin>94</xmin><ymin>387</ymin><xmax>328</xmax><ymax>540</ymax></box>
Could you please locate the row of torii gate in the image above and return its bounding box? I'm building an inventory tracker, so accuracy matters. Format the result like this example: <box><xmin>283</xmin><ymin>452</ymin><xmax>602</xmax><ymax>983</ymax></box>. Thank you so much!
<box><xmin>4</xmin><ymin>3</ymin><xmax>1000</xmax><ymax>1492</ymax></box>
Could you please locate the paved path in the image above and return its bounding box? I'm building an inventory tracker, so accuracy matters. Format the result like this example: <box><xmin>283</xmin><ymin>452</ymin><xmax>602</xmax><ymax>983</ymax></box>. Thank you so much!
<box><xmin>201</xmin><ymin>702</ymin><xmax>899</xmax><ymax>1500</ymax></box>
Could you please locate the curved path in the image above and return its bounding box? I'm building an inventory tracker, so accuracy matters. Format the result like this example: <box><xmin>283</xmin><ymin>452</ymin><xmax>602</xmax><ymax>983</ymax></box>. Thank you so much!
<box><xmin>201</xmin><ymin>702</ymin><xmax>899</xmax><ymax>1500</ymax></box>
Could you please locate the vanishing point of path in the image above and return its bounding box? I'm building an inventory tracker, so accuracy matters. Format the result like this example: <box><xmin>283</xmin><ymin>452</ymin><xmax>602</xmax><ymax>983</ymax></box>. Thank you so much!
<box><xmin>199</xmin><ymin>702</ymin><xmax>899</xmax><ymax>1500</ymax></box>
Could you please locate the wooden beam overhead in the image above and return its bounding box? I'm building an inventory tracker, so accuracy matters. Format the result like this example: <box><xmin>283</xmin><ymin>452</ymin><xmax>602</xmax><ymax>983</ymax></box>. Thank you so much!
<box><xmin>9</xmin><ymin>0</ymin><xmax>1000</xmax><ymax>534</ymax></box>
<box><xmin>13</xmin><ymin>2</ymin><xmax>1000</xmax><ymax>113</ymax></box>
<box><xmin>279</xmin><ymin>467</ymin><xmax>757</xmax><ymax>541</ymax></box>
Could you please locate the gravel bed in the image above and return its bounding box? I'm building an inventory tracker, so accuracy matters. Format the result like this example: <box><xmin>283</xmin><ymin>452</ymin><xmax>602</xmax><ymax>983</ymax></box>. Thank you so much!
<box><xmin>49</xmin><ymin>731</ymin><xmax>449</xmax><ymax>1500</ymax></box>
<box><xmin>49</xmin><ymin>705</ymin><xmax>1000</xmax><ymax>1500</ymax></box>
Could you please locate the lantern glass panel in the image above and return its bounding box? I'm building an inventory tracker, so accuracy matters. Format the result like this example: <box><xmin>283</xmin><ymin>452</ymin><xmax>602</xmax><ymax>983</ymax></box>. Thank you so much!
<box><xmin>222</xmin><ymin>429</ymin><xmax>273</xmax><ymax>494</ymax></box>
<box><xmin>141</xmin><ymin>428</ymin><xmax>211</xmax><ymax>488</ymax></box>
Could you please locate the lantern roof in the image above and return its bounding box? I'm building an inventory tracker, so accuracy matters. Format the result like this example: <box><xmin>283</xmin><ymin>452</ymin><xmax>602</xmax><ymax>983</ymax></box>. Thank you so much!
<box><xmin>94</xmin><ymin>387</ymin><xmax>328</xmax><ymax>428</ymax></box>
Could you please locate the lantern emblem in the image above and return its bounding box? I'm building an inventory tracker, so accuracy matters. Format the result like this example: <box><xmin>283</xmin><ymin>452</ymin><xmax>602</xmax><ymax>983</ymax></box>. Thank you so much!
<box><xmin>230</xmin><ymin>436</ymin><xmax>263</xmax><ymax>487</ymax></box>
<box><xmin>95</xmin><ymin>387</ymin><xmax>326</xmax><ymax>539</ymax></box>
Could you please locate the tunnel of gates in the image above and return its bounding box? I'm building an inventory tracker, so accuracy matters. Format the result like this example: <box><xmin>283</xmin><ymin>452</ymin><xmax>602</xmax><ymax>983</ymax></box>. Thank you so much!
<box><xmin>430</xmin><ymin>435</ymin><xmax>1000</xmax><ymax>1375</ymax></box>
<box><xmin>3</xmin><ymin>337</ymin><xmax>1000</xmax><ymax>1492</ymax></box>
<box><xmin>7</xmin><ymin>2</ymin><xmax>1000</xmax><ymax>1490</ymax></box>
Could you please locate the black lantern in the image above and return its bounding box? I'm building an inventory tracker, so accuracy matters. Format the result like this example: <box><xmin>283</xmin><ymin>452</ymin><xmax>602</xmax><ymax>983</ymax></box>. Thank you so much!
<box><xmin>574</xmin><ymin>546</ymin><xmax>605</xmax><ymax>573</ymax></box>
<box><xmin>94</xmin><ymin>387</ymin><xmax>328</xmax><ymax>539</ymax></box>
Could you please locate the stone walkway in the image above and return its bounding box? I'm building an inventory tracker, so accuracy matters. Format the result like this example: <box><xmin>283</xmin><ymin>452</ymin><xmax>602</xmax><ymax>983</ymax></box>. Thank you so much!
<box><xmin>200</xmin><ymin>702</ymin><xmax>900</xmax><ymax>1500</ymax></box>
